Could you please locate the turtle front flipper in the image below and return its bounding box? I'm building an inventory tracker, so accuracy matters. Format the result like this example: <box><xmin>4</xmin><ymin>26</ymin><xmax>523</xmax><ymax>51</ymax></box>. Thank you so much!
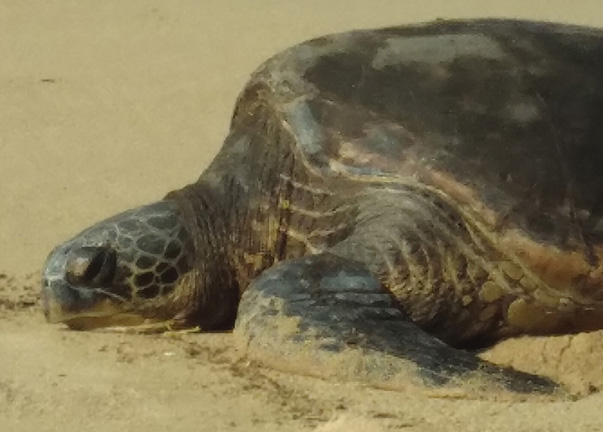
<box><xmin>234</xmin><ymin>253</ymin><xmax>560</xmax><ymax>398</ymax></box>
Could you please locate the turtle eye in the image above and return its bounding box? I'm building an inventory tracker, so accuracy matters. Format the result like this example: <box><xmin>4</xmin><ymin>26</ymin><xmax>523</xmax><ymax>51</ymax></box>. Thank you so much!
<box><xmin>65</xmin><ymin>246</ymin><xmax>117</xmax><ymax>287</ymax></box>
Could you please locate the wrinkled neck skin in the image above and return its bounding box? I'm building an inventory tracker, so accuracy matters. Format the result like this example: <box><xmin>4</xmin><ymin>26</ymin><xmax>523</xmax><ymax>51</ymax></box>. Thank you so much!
<box><xmin>167</xmin><ymin>131</ymin><xmax>295</xmax><ymax>329</ymax></box>
<box><xmin>164</xmin><ymin>184</ymin><xmax>238</xmax><ymax>330</ymax></box>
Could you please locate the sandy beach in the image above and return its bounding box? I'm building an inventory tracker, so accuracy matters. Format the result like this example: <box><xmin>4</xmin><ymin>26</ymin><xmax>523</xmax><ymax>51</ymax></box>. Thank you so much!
<box><xmin>3</xmin><ymin>1</ymin><xmax>603</xmax><ymax>430</ymax></box>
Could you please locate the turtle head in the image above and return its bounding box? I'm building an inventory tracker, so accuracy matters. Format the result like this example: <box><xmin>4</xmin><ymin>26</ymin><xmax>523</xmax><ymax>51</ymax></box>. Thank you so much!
<box><xmin>41</xmin><ymin>200</ymin><xmax>195</xmax><ymax>330</ymax></box>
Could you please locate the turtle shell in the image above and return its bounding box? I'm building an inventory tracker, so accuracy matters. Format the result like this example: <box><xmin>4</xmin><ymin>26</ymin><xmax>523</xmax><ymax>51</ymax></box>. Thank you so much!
<box><xmin>231</xmin><ymin>19</ymin><xmax>603</xmax><ymax>303</ymax></box>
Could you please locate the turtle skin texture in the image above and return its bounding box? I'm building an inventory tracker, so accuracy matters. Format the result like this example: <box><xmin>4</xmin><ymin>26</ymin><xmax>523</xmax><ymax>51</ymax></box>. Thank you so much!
<box><xmin>42</xmin><ymin>19</ymin><xmax>603</xmax><ymax>398</ymax></box>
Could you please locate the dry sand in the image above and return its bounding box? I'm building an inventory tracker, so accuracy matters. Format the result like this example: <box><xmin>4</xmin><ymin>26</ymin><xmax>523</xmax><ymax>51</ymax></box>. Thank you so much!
<box><xmin>3</xmin><ymin>1</ymin><xmax>603</xmax><ymax>431</ymax></box>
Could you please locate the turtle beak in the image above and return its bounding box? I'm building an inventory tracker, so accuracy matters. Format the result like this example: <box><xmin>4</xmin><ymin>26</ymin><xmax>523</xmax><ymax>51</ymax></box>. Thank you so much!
<box><xmin>41</xmin><ymin>275</ymin><xmax>70</xmax><ymax>323</ymax></box>
<box><xmin>41</xmin><ymin>276</ymin><xmax>145</xmax><ymax>329</ymax></box>
<box><xmin>41</xmin><ymin>240</ymin><xmax>121</xmax><ymax>327</ymax></box>
<box><xmin>41</xmin><ymin>274</ymin><xmax>111</xmax><ymax>323</ymax></box>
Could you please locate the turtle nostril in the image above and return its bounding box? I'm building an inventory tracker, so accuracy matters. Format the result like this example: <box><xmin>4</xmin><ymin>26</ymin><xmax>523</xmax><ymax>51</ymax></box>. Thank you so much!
<box><xmin>65</xmin><ymin>246</ymin><xmax>117</xmax><ymax>287</ymax></box>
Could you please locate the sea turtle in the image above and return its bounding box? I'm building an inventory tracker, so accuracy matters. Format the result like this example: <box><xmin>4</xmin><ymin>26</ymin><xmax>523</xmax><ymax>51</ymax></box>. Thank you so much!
<box><xmin>41</xmin><ymin>19</ymin><xmax>603</xmax><ymax>395</ymax></box>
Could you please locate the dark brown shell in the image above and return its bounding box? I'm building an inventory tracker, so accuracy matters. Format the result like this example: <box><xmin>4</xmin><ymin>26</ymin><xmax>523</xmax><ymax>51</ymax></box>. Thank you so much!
<box><xmin>232</xmin><ymin>19</ymin><xmax>603</xmax><ymax>300</ymax></box>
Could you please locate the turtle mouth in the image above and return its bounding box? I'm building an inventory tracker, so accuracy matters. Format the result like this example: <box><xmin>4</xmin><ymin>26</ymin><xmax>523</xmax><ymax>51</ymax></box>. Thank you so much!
<box><xmin>61</xmin><ymin>314</ymin><xmax>148</xmax><ymax>330</ymax></box>
<box><xmin>42</xmin><ymin>291</ymin><xmax>138</xmax><ymax>329</ymax></box>
<box><xmin>41</xmin><ymin>277</ymin><xmax>140</xmax><ymax>330</ymax></box>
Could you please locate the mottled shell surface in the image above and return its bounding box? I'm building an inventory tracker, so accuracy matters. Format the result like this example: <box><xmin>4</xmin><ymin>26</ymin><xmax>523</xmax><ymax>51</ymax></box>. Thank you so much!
<box><xmin>233</xmin><ymin>19</ymin><xmax>603</xmax><ymax>300</ymax></box>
